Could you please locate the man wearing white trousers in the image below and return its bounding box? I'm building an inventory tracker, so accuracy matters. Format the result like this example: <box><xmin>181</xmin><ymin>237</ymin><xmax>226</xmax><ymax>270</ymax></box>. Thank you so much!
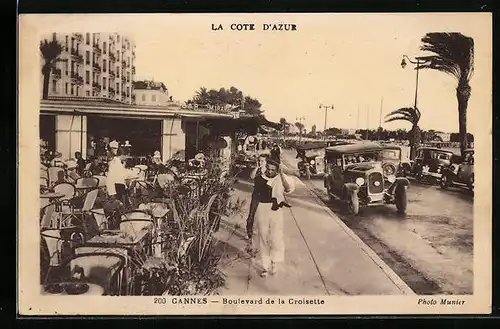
<box><xmin>254</xmin><ymin>157</ymin><xmax>295</xmax><ymax>277</ymax></box>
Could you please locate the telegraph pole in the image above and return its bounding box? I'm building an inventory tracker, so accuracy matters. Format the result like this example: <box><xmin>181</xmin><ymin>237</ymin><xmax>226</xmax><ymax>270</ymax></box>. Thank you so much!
<box><xmin>319</xmin><ymin>104</ymin><xmax>334</xmax><ymax>140</ymax></box>
<box><xmin>378</xmin><ymin>97</ymin><xmax>384</xmax><ymax>140</ymax></box>
<box><xmin>366</xmin><ymin>105</ymin><xmax>370</xmax><ymax>140</ymax></box>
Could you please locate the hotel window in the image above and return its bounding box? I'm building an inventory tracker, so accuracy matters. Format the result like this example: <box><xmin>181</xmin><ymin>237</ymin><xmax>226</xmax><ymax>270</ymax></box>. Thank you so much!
<box><xmin>65</xmin><ymin>61</ymin><xmax>69</xmax><ymax>75</ymax></box>
<box><xmin>85</xmin><ymin>51</ymin><xmax>90</xmax><ymax>65</ymax></box>
<box><xmin>86</xmin><ymin>33</ymin><xmax>90</xmax><ymax>45</ymax></box>
<box><xmin>76</xmin><ymin>87</ymin><xmax>79</xmax><ymax>96</ymax></box>
<box><xmin>127</xmin><ymin>87</ymin><xmax>130</xmax><ymax>96</ymax></box>
<box><xmin>117</xmin><ymin>35</ymin><xmax>120</xmax><ymax>42</ymax></box>
<box><xmin>109</xmin><ymin>61</ymin><xmax>112</xmax><ymax>72</ymax></box>
<box><xmin>127</xmin><ymin>72</ymin><xmax>130</xmax><ymax>82</ymax></box>
<box><xmin>103</xmin><ymin>42</ymin><xmax>107</xmax><ymax>54</ymax></box>
<box><xmin>152</xmin><ymin>94</ymin><xmax>157</xmax><ymax>102</ymax></box>
<box><xmin>103</xmin><ymin>77</ymin><xmax>107</xmax><ymax>90</ymax></box>
<box><xmin>116</xmin><ymin>67</ymin><xmax>119</xmax><ymax>77</ymax></box>
<box><xmin>71</xmin><ymin>37</ymin><xmax>75</xmax><ymax>50</ymax></box>
<box><xmin>103</xmin><ymin>59</ymin><xmax>107</xmax><ymax>72</ymax></box>
<box><xmin>128</xmin><ymin>57</ymin><xmax>130</xmax><ymax>66</ymax></box>
<box><xmin>71</xmin><ymin>85</ymin><xmax>74</xmax><ymax>95</ymax></box>
<box><xmin>141</xmin><ymin>94</ymin><xmax>146</xmax><ymax>102</ymax></box>
<box><xmin>52</xmin><ymin>33</ymin><xmax>56</xmax><ymax>41</ymax></box>
<box><xmin>85</xmin><ymin>71</ymin><xmax>90</xmax><ymax>84</ymax></box>
<box><xmin>86</xmin><ymin>90</ymin><xmax>90</xmax><ymax>96</ymax></box>
<box><xmin>65</xmin><ymin>36</ymin><xmax>68</xmax><ymax>51</ymax></box>
<box><xmin>116</xmin><ymin>82</ymin><xmax>119</xmax><ymax>92</ymax></box>
<box><xmin>52</xmin><ymin>80</ymin><xmax>57</xmax><ymax>92</ymax></box>
<box><xmin>109</xmin><ymin>44</ymin><xmax>112</xmax><ymax>54</ymax></box>
<box><xmin>116</xmin><ymin>51</ymin><xmax>120</xmax><ymax>60</ymax></box>
<box><xmin>65</xmin><ymin>83</ymin><xmax>68</xmax><ymax>94</ymax></box>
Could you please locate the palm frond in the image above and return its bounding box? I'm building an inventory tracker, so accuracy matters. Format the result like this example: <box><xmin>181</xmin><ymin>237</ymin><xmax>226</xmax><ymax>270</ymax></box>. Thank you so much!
<box><xmin>384</xmin><ymin>107</ymin><xmax>420</xmax><ymax>125</ymax></box>
<box><xmin>384</xmin><ymin>115</ymin><xmax>413</xmax><ymax>124</ymax></box>
<box><xmin>418</xmin><ymin>32</ymin><xmax>474</xmax><ymax>83</ymax></box>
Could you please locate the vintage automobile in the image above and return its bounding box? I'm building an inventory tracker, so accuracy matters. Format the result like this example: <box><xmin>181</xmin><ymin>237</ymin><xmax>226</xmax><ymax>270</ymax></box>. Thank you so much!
<box><xmin>296</xmin><ymin>142</ymin><xmax>327</xmax><ymax>179</ymax></box>
<box><xmin>323</xmin><ymin>142</ymin><xmax>410</xmax><ymax>215</ymax></box>
<box><xmin>410</xmin><ymin>147</ymin><xmax>454</xmax><ymax>183</ymax></box>
<box><xmin>440</xmin><ymin>148</ymin><xmax>474</xmax><ymax>193</ymax></box>
<box><xmin>380</xmin><ymin>145</ymin><xmax>411</xmax><ymax>177</ymax></box>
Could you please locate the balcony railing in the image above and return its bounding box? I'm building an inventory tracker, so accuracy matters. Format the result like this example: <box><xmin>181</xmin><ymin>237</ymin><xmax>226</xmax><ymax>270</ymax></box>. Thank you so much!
<box><xmin>109</xmin><ymin>88</ymin><xmax>115</xmax><ymax>94</ymax></box>
<box><xmin>131</xmin><ymin>65</ymin><xmax>136</xmax><ymax>75</ymax></box>
<box><xmin>109</xmin><ymin>53</ymin><xmax>116</xmax><ymax>61</ymax></box>
<box><xmin>70</xmin><ymin>72</ymin><xmax>84</xmax><ymax>85</ymax></box>
<box><xmin>93</xmin><ymin>43</ymin><xmax>102</xmax><ymax>55</ymax></box>
<box><xmin>92</xmin><ymin>62</ymin><xmax>102</xmax><ymax>71</ymax></box>
<box><xmin>122</xmin><ymin>60</ymin><xmax>126</xmax><ymax>67</ymax></box>
<box><xmin>122</xmin><ymin>76</ymin><xmax>126</xmax><ymax>83</ymax></box>
<box><xmin>92</xmin><ymin>82</ymin><xmax>102</xmax><ymax>90</ymax></box>
<box><xmin>70</xmin><ymin>48</ymin><xmax>83</xmax><ymax>63</ymax></box>
<box><xmin>52</xmin><ymin>68</ymin><xmax>62</xmax><ymax>79</ymax></box>
<box><xmin>109</xmin><ymin>71</ymin><xmax>116</xmax><ymax>78</ymax></box>
<box><xmin>73</xmin><ymin>33</ymin><xmax>83</xmax><ymax>42</ymax></box>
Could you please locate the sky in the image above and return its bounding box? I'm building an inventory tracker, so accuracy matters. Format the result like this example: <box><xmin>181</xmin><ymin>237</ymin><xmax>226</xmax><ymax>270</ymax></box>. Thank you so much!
<box><xmin>31</xmin><ymin>13</ymin><xmax>492</xmax><ymax>134</ymax></box>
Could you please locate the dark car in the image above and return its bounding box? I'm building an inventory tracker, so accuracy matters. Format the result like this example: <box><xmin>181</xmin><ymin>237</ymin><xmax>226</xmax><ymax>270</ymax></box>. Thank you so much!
<box><xmin>440</xmin><ymin>148</ymin><xmax>474</xmax><ymax>193</ymax></box>
<box><xmin>380</xmin><ymin>145</ymin><xmax>408</xmax><ymax>177</ymax></box>
<box><xmin>323</xmin><ymin>142</ymin><xmax>410</xmax><ymax>215</ymax></box>
<box><xmin>296</xmin><ymin>142</ymin><xmax>327</xmax><ymax>179</ymax></box>
<box><xmin>410</xmin><ymin>147</ymin><xmax>454</xmax><ymax>183</ymax></box>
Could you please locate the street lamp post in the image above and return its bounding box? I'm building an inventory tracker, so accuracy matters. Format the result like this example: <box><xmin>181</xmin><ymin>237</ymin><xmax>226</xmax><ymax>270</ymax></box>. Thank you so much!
<box><xmin>319</xmin><ymin>103</ymin><xmax>334</xmax><ymax>140</ymax></box>
<box><xmin>400</xmin><ymin>55</ymin><xmax>424</xmax><ymax>111</ymax></box>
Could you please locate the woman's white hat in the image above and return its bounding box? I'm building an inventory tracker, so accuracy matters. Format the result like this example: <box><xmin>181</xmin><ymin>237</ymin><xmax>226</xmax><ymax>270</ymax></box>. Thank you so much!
<box><xmin>109</xmin><ymin>140</ymin><xmax>119</xmax><ymax>149</ymax></box>
<box><xmin>153</xmin><ymin>150</ymin><xmax>161</xmax><ymax>158</ymax></box>
<box><xmin>194</xmin><ymin>152</ymin><xmax>205</xmax><ymax>161</ymax></box>
<box><xmin>124</xmin><ymin>140</ymin><xmax>132</xmax><ymax>147</ymax></box>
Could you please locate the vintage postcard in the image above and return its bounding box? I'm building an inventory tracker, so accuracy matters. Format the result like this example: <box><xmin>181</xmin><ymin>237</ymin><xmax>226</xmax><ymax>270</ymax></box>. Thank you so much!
<box><xmin>18</xmin><ymin>13</ymin><xmax>492</xmax><ymax>315</ymax></box>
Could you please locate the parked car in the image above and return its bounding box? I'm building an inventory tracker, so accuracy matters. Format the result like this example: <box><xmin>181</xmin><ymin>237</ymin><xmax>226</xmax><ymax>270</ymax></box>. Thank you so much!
<box><xmin>410</xmin><ymin>147</ymin><xmax>454</xmax><ymax>184</ymax></box>
<box><xmin>296</xmin><ymin>142</ymin><xmax>327</xmax><ymax>179</ymax></box>
<box><xmin>323</xmin><ymin>142</ymin><xmax>410</xmax><ymax>215</ymax></box>
<box><xmin>440</xmin><ymin>148</ymin><xmax>474</xmax><ymax>193</ymax></box>
<box><xmin>380</xmin><ymin>144</ymin><xmax>409</xmax><ymax>177</ymax></box>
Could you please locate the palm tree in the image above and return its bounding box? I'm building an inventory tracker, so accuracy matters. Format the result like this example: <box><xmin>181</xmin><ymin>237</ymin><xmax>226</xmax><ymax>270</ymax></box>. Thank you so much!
<box><xmin>40</xmin><ymin>39</ymin><xmax>63</xmax><ymax>100</ymax></box>
<box><xmin>416</xmin><ymin>32</ymin><xmax>474</xmax><ymax>156</ymax></box>
<box><xmin>385</xmin><ymin>107</ymin><xmax>421</xmax><ymax>159</ymax></box>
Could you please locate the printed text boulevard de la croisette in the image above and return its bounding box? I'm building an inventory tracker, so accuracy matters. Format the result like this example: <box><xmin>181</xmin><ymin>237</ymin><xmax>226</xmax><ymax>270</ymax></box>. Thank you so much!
<box><xmin>211</xmin><ymin>23</ymin><xmax>297</xmax><ymax>31</ymax></box>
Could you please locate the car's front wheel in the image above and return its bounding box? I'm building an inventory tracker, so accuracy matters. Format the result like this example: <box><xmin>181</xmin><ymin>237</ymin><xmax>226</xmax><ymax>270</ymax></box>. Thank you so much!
<box><xmin>440</xmin><ymin>173</ymin><xmax>450</xmax><ymax>189</ymax></box>
<box><xmin>395</xmin><ymin>185</ymin><xmax>407</xmax><ymax>214</ymax></box>
<box><xmin>347</xmin><ymin>191</ymin><xmax>360</xmax><ymax>215</ymax></box>
<box><xmin>468</xmin><ymin>174</ymin><xmax>474</xmax><ymax>194</ymax></box>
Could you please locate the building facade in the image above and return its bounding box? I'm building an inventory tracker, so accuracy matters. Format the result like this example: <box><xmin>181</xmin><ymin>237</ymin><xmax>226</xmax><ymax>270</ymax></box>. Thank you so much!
<box><xmin>41</xmin><ymin>32</ymin><xmax>136</xmax><ymax>104</ymax></box>
<box><xmin>132</xmin><ymin>80</ymin><xmax>170</xmax><ymax>106</ymax></box>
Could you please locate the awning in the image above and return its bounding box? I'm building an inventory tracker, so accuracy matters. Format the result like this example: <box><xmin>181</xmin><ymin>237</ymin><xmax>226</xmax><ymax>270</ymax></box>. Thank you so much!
<box><xmin>40</xmin><ymin>99</ymin><xmax>233</xmax><ymax>120</ymax></box>
<box><xmin>201</xmin><ymin>115</ymin><xmax>282</xmax><ymax>136</ymax></box>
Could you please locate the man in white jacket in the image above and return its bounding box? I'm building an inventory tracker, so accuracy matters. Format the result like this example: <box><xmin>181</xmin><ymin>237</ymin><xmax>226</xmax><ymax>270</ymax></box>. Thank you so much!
<box><xmin>106</xmin><ymin>140</ymin><xmax>135</xmax><ymax>206</ymax></box>
<box><xmin>254</xmin><ymin>156</ymin><xmax>295</xmax><ymax>277</ymax></box>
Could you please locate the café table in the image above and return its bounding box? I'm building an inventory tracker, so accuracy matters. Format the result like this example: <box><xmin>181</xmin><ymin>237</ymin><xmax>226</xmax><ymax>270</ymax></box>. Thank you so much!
<box><xmin>40</xmin><ymin>282</ymin><xmax>105</xmax><ymax>296</ymax></box>
<box><xmin>40</xmin><ymin>192</ymin><xmax>65</xmax><ymax>203</ymax></box>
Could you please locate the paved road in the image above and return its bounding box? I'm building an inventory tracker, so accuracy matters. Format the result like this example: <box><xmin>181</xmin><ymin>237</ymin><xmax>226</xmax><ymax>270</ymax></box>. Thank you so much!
<box><xmin>280</xmin><ymin>149</ymin><xmax>474</xmax><ymax>295</ymax></box>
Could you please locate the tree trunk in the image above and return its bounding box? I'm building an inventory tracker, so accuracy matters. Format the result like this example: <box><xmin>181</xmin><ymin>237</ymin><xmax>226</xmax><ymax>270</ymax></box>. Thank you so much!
<box><xmin>409</xmin><ymin>125</ymin><xmax>421</xmax><ymax>160</ymax></box>
<box><xmin>456</xmin><ymin>82</ymin><xmax>471</xmax><ymax>156</ymax></box>
<box><xmin>42</xmin><ymin>65</ymin><xmax>51</xmax><ymax>100</ymax></box>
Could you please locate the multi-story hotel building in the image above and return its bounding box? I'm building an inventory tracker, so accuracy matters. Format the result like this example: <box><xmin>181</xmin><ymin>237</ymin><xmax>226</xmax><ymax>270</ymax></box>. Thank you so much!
<box><xmin>42</xmin><ymin>32</ymin><xmax>136</xmax><ymax>104</ymax></box>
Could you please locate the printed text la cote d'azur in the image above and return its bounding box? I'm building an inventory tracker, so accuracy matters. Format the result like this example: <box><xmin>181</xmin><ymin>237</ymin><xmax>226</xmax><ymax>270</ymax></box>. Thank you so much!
<box><xmin>211</xmin><ymin>23</ymin><xmax>297</xmax><ymax>31</ymax></box>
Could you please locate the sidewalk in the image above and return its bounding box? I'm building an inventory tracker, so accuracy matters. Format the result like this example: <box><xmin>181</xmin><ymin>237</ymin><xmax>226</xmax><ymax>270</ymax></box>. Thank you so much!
<box><xmin>215</xmin><ymin>172</ymin><xmax>415</xmax><ymax>295</ymax></box>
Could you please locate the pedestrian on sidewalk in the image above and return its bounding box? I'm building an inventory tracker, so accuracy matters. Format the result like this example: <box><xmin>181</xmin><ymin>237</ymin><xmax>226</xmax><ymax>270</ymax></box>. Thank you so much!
<box><xmin>255</xmin><ymin>156</ymin><xmax>295</xmax><ymax>277</ymax></box>
<box><xmin>246</xmin><ymin>153</ymin><xmax>270</xmax><ymax>240</ymax></box>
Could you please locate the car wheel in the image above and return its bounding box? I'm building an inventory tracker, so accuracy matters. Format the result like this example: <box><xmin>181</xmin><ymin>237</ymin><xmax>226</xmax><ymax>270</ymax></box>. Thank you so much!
<box><xmin>305</xmin><ymin>167</ymin><xmax>311</xmax><ymax>180</ymax></box>
<box><xmin>347</xmin><ymin>192</ymin><xmax>359</xmax><ymax>215</ymax></box>
<box><xmin>395</xmin><ymin>185</ymin><xmax>407</xmax><ymax>214</ymax></box>
<box><xmin>468</xmin><ymin>174</ymin><xmax>474</xmax><ymax>193</ymax></box>
<box><xmin>440</xmin><ymin>174</ymin><xmax>449</xmax><ymax>189</ymax></box>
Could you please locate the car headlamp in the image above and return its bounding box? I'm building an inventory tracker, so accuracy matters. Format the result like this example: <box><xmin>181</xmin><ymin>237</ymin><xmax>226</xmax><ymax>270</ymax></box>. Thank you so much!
<box><xmin>310</xmin><ymin>160</ymin><xmax>315</xmax><ymax>165</ymax></box>
<box><xmin>387</xmin><ymin>175</ymin><xmax>396</xmax><ymax>183</ymax></box>
<box><xmin>355</xmin><ymin>177</ymin><xmax>365</xmax><ymax>186</ymax></box>
<box><xmin>373</xmin><ymin>181</ymin><xmax>381</xmax><ymax>187</ymax></box>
